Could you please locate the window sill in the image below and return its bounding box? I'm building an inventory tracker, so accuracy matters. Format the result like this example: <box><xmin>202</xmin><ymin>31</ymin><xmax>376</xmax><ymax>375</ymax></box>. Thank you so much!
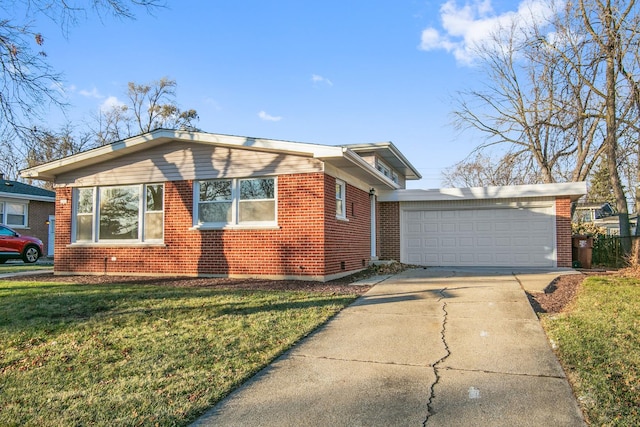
<box><xmin>68</xmin><ymin>242</ymin><xmax>166</xmax><ymax>248</ymax></box>
<box><xmin>336</xmin><ymin>216</ymin><xmax>349</xmax><ymax>222</ymax></box>
<box><xmin>190</xmin><ymin>224</ymin><xmax>281</xmax><ymax>231</ymax></box>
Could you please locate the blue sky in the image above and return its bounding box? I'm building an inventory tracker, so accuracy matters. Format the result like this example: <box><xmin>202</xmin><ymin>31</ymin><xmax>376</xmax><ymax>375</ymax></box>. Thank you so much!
<box><xmin>30</xmin><ymin>0</ymin><xmax>542</xmax><ymax>188</ymax></box>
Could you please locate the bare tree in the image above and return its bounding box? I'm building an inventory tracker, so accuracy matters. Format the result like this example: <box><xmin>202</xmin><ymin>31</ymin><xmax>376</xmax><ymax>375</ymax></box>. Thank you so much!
<box><xmin>0</xmin><ymin>0</ymin><xmax>163</xmax><ymax>140</ymax></box>
<box><xmin>453</xmin><ymin>0</ymin><xmax>640</xmax><ymax>249</ymax></box>
<box><xmin>22</xmin><ymin>124</ymin><xmax>93</xmax><ymax>188</ymax></box>
<box><xmin>442</xmin><ymin>152</ymin><xmax>540</xmax><ymax>187</ymax></box>
<box><xmin>453</xmin><ymin>3</ymin><xmax>606</xmax><ymax>185</ymax></box>
<box><xmin>94</xmin><ymin>77</ymin><xmax>199</xmax><ymax>145</ymax></box>
<box><xmin>572</xmin><ymin>0</ymin><xmax>640</xmax><ymax>247</ymax></box>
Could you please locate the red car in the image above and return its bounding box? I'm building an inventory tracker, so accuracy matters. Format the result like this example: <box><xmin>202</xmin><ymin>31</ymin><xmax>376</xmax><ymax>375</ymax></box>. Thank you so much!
<box><xmin>0</xmin><ymin>224</ymin><xmax>44</xmax><ymax>264</ymax></box>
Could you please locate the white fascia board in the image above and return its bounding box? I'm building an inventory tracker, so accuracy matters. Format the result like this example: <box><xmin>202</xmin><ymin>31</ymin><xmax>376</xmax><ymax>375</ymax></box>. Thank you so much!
<box><xmin>343</xmin><ymin>141</ymin><xmax>422</xmax><ymax>180</ymax></box>
<box><xmin>189</xmin><ymin>132</ymin><xmax>344</xmax><ymax>158</ymax></box>
<box><xmin>21</xmin><ymin>130</ymin><xmax>173</xmax><ymax>181</ymax></box>
<box><xmin>0</xmin><ymin>192</ymin><xmax>55</xmax><ymax>203</ymax></box>
<box><xmin>378</xmin><ymin>181</ymin><xmax>587</xmax><ymax>202</ymax></box>
<box><xmin>341</xmin><ymin>149</ymin><xmax>401</xmax><ymax>189</ymax></box>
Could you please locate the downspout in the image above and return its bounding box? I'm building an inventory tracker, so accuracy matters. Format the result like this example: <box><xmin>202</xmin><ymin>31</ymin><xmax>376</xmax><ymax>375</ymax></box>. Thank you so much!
<box><xmin>370</xmin><ymin>188</ymin><xmax>378</xmax><ymax>261</ymax></box>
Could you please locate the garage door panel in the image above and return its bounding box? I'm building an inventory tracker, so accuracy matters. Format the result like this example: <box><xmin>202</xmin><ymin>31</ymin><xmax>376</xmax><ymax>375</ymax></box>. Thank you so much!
<box><xmin>441</xmin><ymin>223</ymin><xmax>456</xmax><ymax>233</ymax></box>
<box><xmin>495</xmin><ymin>222</ymin><xmax>513</xmax><ymax>232</ymax></box>
<box><xmin>441</xmin><ymin>253</ymin><xmax>457</xmax><ymax>263</ymax></box>
<box><xmin>406</xmin><ymin>253</ymin><xmax>423</xmax><ymax>264</ymax></box>
<box><xmin>477</xmin><ymin>237</ymin><xmax>493</xmax><ymax>246</ymax></box>
<box><xmin>459</xmin><ymin>223</ymin><xmax>474</xmax><ymax>232</ymax></box>
<box><xmin>476</xmin><ymin>222</ymin><xmax>493</xmax><ymax>232</ymax></box>
<box><xmin>406</xmin><ymin>238</ymin><xmax>422</xmax><ymax>248</ymax></box>
<box><xmin>458</xmin><ymin>253</ymin><xmax>474</xmax><ymax>263</ymax></box>
<box><xmin>459</xmin><ymin>237</ymin><xmax>474</xmax><ymax>247</ymax></box>
<box><xmin>406</xmin><ymin>223</ymin><xmax>421</xmax><ymax>234</ymax></box>
<box><xmin>424</xmin><ymin>237</ymin><xmax>439</xmax><ymax>247</ymax></box>
<box><xmin>401</xmin><ymin>205</ymin><xmax>555</xmax><ymax>267</ymax></box>
<box><xmin>477</xmin><ymin>253</ymin><xmax>493</xmax><ymax>263</ymax></box>
<box><xmin>406</xmin><ymin>211</ymin><xmax>423</xmax><ymax>221</ymax></box>
<box><xmin>441</xmin><ymin>238</ymin><xmax>456</xmax><ymax>247</ymax></box>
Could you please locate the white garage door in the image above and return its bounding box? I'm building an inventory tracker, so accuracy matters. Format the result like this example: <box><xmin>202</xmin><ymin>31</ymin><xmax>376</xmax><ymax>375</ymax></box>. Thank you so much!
<box><xmin>402</xmin><ymin>204</ymin><xmax>556</xmax><ymax>267</ymax></box>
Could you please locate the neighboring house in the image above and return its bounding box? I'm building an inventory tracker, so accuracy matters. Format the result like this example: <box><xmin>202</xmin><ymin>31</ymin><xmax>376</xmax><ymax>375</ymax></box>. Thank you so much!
<box><xmin>0</xmin><ymin>174</ymin><xmax>55</xmax><ymax>256</ymax></box>
<box><xmin>573</xmin><ymin>202</ymin><xmax>635</xmax><ymax>235</ymax></box>
<box><xmin>21</xmin><ymin>129</ymin><xmax>586</xmax><ymax>279</ymax></box>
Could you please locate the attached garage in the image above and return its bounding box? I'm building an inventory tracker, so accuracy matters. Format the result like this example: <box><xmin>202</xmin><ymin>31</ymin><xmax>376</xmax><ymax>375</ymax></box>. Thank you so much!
<box><xmin>402</xmin><ymin>200</ymin><xmax>556</xmax><ymax>267</ymax></box>
<box><xmin>378</xmin><ymin>183</ymin><xmax>587</xmax><ymax>269</ymax></box>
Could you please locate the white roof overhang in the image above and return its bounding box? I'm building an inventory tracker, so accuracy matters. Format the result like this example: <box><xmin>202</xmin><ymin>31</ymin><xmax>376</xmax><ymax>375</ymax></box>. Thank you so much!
<box><xmin>20</xmin><ymin>129</ymin><xmax>399</xmax><ymax>189</ymax></box>
<box><xmin>378</xmin><ymin>182</ymin><xmax>587</xmax><ymax>202</ymax></box>
<box><xmin>0</xmin><ymin>191</ymin><xmax>55</xmax><ymax>203</ymax></box>
<box><xmin>344</xmin><ymin>142</ymin><xmax>421</xmax><ymax>180</ymax></box>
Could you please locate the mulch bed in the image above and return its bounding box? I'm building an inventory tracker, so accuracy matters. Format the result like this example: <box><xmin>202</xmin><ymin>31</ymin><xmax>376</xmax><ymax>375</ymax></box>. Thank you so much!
<box><xmin>526</xmin><ymin>270</ymin><xmax>613</xmax><ymax>314</ymax></box>
<box><xmin>9</xmin><ymin>262</ymin><xmax>411</xmax><ymax>296</ymax></box>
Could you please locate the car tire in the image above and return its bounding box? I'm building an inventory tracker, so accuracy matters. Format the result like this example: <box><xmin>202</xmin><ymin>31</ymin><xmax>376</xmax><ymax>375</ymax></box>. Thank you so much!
<box><xmin>22</xmin><ymin>245</ymin><xmax>40</xmax><ymax>263</ymax></box>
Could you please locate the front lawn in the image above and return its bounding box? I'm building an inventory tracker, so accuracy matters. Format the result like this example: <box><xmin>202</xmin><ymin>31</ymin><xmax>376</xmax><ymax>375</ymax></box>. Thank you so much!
<box><xmin>542</xmin><ymin>276</ymin><xmax>640</xmax><ymax>426</ymax></box>
<box><xmin>0</xmin><ymin>279</ymin><xmax>360</xmax><ymax>426</ymax></box>
<box><xmin>0</xmin><ymin>259</ymin><xmax>53</xmax><ymax>274</ymax></box>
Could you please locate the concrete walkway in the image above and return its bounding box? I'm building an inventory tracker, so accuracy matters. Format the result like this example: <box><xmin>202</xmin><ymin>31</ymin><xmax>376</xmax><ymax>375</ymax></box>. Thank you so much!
<box><xmin>193</xmin><ymin>267</ymin><xmax>586</xmax><ymax>427</ymax></box>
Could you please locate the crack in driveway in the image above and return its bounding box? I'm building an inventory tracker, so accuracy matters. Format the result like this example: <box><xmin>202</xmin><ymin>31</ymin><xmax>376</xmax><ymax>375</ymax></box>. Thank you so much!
<box><xmin>424</xmin><ymin>287</ymin><xmax>451</xmax><ymax>426</ymax></box>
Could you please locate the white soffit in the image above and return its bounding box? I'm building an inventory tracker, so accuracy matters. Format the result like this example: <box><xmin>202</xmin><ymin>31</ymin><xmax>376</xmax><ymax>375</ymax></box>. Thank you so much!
<box><xmin>379</xmin><ymin>182</ymin><xmax>587</xmax><ymax>202</ymax></box>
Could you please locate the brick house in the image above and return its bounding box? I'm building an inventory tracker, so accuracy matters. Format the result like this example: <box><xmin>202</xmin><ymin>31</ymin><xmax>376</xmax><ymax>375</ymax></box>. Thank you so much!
<box><xmin>0</xmin><ymin>174</ymin><xmax>55</xmax><ymax>256</ymax></box>
<box><xmin>21</xmin><ymin>129</ymin><xmax>585</xmax><ymax>279</ymax></box>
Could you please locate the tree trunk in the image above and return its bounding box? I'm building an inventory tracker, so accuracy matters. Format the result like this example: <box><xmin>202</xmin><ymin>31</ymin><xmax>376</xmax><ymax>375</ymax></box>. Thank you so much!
<box><xmin>603</xmin><ymin>3</ymin><xmax>631</xmax><ymax>253</ymax></box>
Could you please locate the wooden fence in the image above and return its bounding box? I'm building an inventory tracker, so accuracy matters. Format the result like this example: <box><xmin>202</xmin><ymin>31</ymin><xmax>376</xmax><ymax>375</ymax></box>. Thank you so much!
<box><xmin>590</xmin><ymin>235</ymin><xmax>640</xmax><ymax>268</ymax></box>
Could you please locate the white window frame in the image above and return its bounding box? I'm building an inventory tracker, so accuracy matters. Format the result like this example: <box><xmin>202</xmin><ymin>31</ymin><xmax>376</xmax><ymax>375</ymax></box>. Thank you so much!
<box><xmin>335</xmin><ymin>179</ymin><xmax>346</xmax><ymax>220</ymax></box>
<box><xmin>375</xmin><ymin>158</ymin><xmax>399</xmax><ymax>184</ymax></box>
<box><xmin>194</xmin><ymin>177</ymin><xmax>277</xmax><ymax>229</ymax></box>
<box><xmin>0</xmin><ymin>200</ymin><xmax>28</xmax><ymax>228</ymax></box>
<box><xmin>72</xmin><ymin>184</ymin><xmax>164</xmax><ymax>244</ymax></box>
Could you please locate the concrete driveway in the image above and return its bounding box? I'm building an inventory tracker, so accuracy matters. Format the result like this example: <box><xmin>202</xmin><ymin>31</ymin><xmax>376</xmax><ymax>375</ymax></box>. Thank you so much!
<box><xmin>193</xmin><ymin>267</ymin><xmax>586</xmax><ymax>427</ymax></box>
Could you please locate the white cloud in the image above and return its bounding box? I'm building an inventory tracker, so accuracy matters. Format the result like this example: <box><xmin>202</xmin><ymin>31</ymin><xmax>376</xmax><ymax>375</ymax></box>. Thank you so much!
<box><xmin>312</xmin><ymin>74</ymin><xmax>333</xmax><ymax>86</ymax></box>
<box><xmin>258</xmin><ymin>110</ymin><xmax>282</xmax><ymax>122</ymax></box>
<box><xmin>419</xmin><ymin>0</ymin><xmax>560</xmax><ymax>64</ymax></box>
<box><xmin>100</xmin><ymin>96</ymin><xmax>126</xmax><ymax>112</ymax></box>
<box><xmin>79</xmin><ymin>87</ymin><xmax>103</xmax><ymax>99</ymax></box>
<box><xmin>203</xmin><ymin>97</ymin><xmax>222</xmax><ymax>111</ymax></box>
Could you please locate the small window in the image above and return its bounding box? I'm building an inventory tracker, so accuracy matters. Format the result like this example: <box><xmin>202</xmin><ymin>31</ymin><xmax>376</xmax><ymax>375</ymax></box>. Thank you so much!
<box><xmin>145</xmin><ymin>184</ymin><xmax>164</xmax><ymax>240</ymax></box>
<box><xmin>239</xmin><ymin>178</ymin><xmax>275</xmax><ymax>223</ymax></box>
<box><xmin>198</xmin><ymin>180</ymin><xmax>232</xmax><ymax>224</ymax></box>
<box><xmin>376</xmin><ymin>159</ymin><xmax>399</xmax><ymax>184</ymax></box>
<box><xmin>2</xmin><ymin>202</ymin><xmax>28</xmax><ymax>227</ymax></box>
<box><xmin>75</xmin><ymin>188</ymin><xmax>94</xmax><ymax>241</ymax></box>
<box><xmin>336</xmin><ymin>179</ymin><xmax>346</xmax><ymax>219</ymax></box>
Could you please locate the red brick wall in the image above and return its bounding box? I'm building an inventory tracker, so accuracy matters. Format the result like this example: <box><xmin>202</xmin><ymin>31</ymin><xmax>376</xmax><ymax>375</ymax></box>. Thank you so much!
<box><xmin>54</xmin><ymin>173</ymin><xmax>373</xmax><ymax>280</ymax></box>
<box><xmin>323</xmin><ymin>176</ymin><xmax>371</xmax><ymax>276</ymax></box>
<box><xmin>555</xmin><ymin>197</ymin><xmax>572</xmax><ymax>267</ymax></box>
<box><xmin>378</xmin><ymin>201</ymin><xmax>400</xmax><ymax>261</ymax></box>
<box><xmin>27</xmin><ymin>200</ymin><xmax>55</xmax><ymax>257</ymax></box>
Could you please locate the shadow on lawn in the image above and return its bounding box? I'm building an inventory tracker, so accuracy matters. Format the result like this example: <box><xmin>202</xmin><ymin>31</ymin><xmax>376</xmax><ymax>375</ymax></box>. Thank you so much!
<box><xmin>0</xmin><ymin>282</ymin><xmax>357</xmax><ymax>330</ymax></box>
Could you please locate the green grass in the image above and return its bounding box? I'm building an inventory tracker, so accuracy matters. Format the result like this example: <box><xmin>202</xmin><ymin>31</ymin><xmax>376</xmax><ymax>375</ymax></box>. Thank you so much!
<box><xmin>0</xmin><ymin>260</ymin><xmax>53</xmax><ymax>274</ymax></box>
<box><xmin>0</xmin><ymin>279</ymin><xmax>359</xmax><ymax>426</ymax></box>
<box><xmin>542</xmin><ymin>276</ymin><xmax>640</xmax><ymax>426</ymax></box>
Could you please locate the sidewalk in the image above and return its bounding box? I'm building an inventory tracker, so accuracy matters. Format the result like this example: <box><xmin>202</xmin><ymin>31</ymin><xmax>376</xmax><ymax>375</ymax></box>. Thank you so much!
<box><xmin>193</xmin><ymin>268</ymin><xmax>585</xmax><ymax>427</ymax></box>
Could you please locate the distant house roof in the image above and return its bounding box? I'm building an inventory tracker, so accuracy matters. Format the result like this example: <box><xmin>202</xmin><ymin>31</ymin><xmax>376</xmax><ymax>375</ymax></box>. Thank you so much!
<box><xmin>0</xmin><ymin>177</ymin><xmax>55</xmax><ymax>202</ymax></box>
